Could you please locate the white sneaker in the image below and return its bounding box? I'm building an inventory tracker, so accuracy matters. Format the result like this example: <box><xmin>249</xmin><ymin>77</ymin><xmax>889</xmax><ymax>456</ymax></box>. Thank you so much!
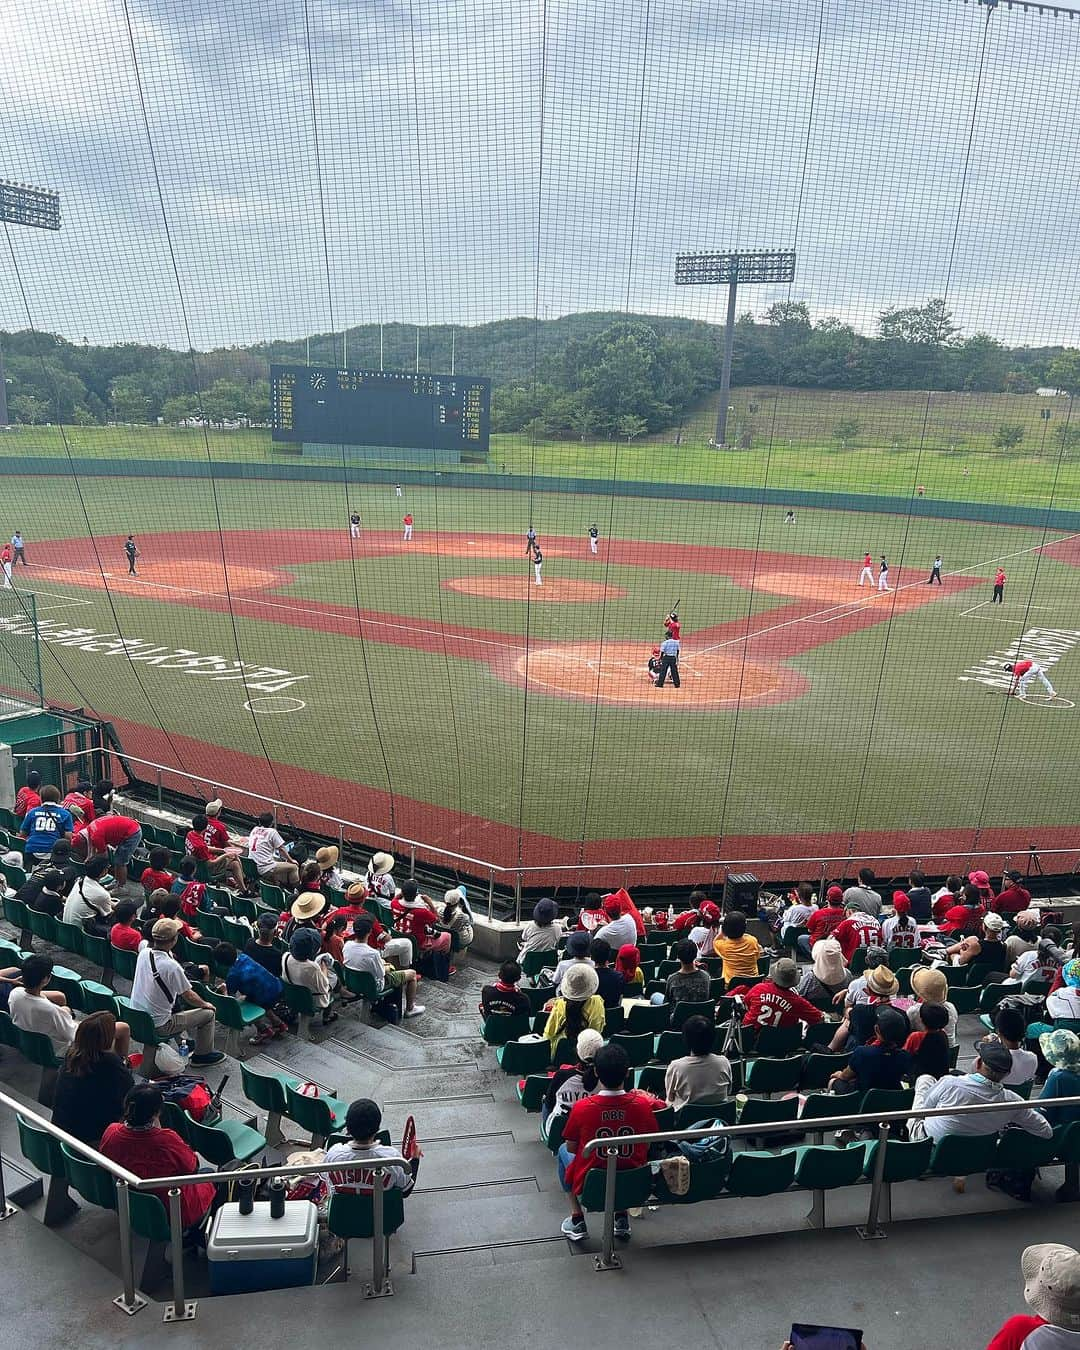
<box><xmin>404</xmin><ymin>1005</ymin><xmax>425</xmax><ymax>1018</ymax></box>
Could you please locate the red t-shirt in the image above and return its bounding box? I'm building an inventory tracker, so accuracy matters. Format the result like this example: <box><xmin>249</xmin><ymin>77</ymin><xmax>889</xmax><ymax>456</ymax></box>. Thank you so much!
<box><xmin>99</xmin><ymin>1123</ymin><xmax>216</xmax><ymax>1227</ymax></box>
<box><xmin>672</xmin><ymin>911</ymin><xmax>699</xmax><ymax>932</ymax></box>
<box><xmin>88</xmin><ymin>816</ymin><xmax>140</xmax><ymax>849</ymax></box>
<box><xmin>140</xmin><ymin>868</ymin><xmax>175</xmax><ymax>894</ymax></box>
<box><xmin>807</xmin><ymin>906</ymin><xmax>845</xmax><ymax>942</ymax></box>
<box><xmin>60</xmin><ymin>791</ymin><xmax>95</xmax><ymax>823</ymax></box>
<box><xmin>185</xmin><ymin>830</ymin><xmax>211</xmax><ymax>861</ymax></box>
<box><xmin>834</xmin><ymin>914</ymin><xmax>882</xmax><ymax>962</ymax></box>
<box><xmin>741</xmin><ymin>979</ymin><xmax>823</xmax><ymax>1028</ymax></box>
<box><xmin>996</xmin><ymin>570</ymin><xmax>1007</xmax><ymax>587</ymax></box>
<box><xmin>204</xmin><ymin>819</ymin><xmax>230</xmax><ymax>850</ymax></box>
<box><xmin>562</xmin><ymin>1090</ymin><xmax>660</xmax><ymax>1194</ymax></box>
<box><xmin>993</xmin><ymin>884</ymin><xmax>1032</xmax><ymax>915</ymax></box>
<box><xmin>932</xmin><ymin>891</ymin><xmax>959</xmax><ymax>921</ymax></box>
<box><xmin>110</xmin><ymin>923</ymin><xmax>143</xmax><ymax>952</ymax></box>
<box><xmin>392</xmin><ymin>897</ymin><xmax>439</xmax><ymax>946</ymax></box>
<box><xmin>985</xmin><ymin>1315</ymin><xmax>1061</xmax><ymax>1349</ymax></box>
<box><xmin>14</xmin><ymin>786</ymin><xmax>41</xmax><ymax>820</ymax></box>
<box><xmin>940</xmin><ymin>903</ymin><xmax>984</xmax><ymax>934</ymax></box>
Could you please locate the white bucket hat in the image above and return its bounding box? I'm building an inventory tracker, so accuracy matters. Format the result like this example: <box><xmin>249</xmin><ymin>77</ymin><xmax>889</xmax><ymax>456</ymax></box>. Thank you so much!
<box><xmin>1023</xmin><ymin>1243</ymin><xmax>1080</xmax><ymax>1330</ymax></box>
<box><xmin>560</xmin><ymin>963</ymin><xmax>599</xmax><ymax>1002</ymax></box>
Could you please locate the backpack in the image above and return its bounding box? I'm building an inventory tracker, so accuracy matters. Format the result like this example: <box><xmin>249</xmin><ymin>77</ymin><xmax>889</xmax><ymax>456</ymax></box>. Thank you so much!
<box><xmin>677</xmin><ymin>1127</ymin><xmax>731</xmax><ymax>1166</ymax></box>
<box><xmin>156</xmin><ymin>1073</ymin><xmax>221</xmax><ymax>1124</ymax></box>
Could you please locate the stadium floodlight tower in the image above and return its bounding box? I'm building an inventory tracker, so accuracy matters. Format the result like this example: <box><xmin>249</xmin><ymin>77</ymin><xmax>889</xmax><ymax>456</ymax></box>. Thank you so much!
<box><xmin>0</xmin><ymin>181</ymin><xmax>62</xmax><ymax>427</ymax></box>
<box><xmin>674</xmin><ymin>249</ymin><xmax>795</xmax><ymax>447</ymax></box>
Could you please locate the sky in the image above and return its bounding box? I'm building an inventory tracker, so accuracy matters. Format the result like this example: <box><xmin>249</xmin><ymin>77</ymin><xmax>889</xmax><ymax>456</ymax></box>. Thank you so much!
<box><xmin>1</xmin><ymin>0</ymin><xmax>1080</xmax><ymax>350</ymax></box>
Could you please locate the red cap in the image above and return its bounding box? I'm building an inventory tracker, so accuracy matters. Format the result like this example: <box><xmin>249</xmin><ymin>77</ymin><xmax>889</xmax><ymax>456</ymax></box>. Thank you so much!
<box><xmin>826</xmin><ymin>885</ymin><xmax>844</xmax><ymax>902</ymax></box>
<box><xmin>892</xmin><ymin>890</ymin><xmax>911</xmax><ymax>913</ymax></box>
<box><xmin>603</xmin><ymin>895</ymin><xmax>624</xmax><ymax>917</ymax></box>
<box><xmin>700</xmin><ymin>901</ymin><xmax>721</xmax><ymax>922</ymax></box>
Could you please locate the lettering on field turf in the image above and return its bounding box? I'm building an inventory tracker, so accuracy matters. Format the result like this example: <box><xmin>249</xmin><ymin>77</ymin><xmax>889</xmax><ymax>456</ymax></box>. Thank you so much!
<box><xmin>958</xmin><ymin>627</ymin><xmax>1080</xmax><ymax>690</ymax></box>
<box><xmin>0</xmin><ymin>617</ymin><xmax>309</xmax><ymax>693</ymax></box>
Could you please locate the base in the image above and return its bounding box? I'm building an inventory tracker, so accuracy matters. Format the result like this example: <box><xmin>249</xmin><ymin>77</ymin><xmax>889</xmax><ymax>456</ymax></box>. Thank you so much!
<box><xmin>163</xmin><ymin>1300</ymin><xmax>198</xmax><ymax>1322</ymax></box>
<box><xmin>362</xmin><ymin>1277</ymin><xmax>395</xmax><ymax>1298</ymax></box>
<box><xmin>593</xmin><ymin>1252</ymin><xmax>623</xmax><ymax>1271</ymax></box>
<box><xmin>111</xmin><ymin>1292</ymin><xmax>148</xmax><ymax>1317</ymax></box>
<box><xmin>855</xmin><ymin>1225</ymin><xmax>887</xmax><ymax>1240</ymax></box>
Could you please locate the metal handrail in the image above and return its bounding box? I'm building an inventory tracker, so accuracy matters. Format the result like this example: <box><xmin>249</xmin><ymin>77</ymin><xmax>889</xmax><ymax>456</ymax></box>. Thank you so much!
<box><xmin>0</xmin><ymin>1087</ymin><xmax>407</xmax><ymax>1317</ymax></box>
<box><xmin>580</xmin><ymin>1091</ymin><xmax>1080</xmax><ymax>1271</ymax></box>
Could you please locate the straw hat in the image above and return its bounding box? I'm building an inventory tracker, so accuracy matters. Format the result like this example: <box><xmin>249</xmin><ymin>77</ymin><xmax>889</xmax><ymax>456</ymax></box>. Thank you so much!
<box><xmin>291</xmin><ymin>893</ymin><xmax>327</xmax><ymax>921</ymax></box>
<box><xmin>865</xmin><ymin>965</ymin><xmax>898</xmax><ymax>997</ymax></box>
<box><xmin>911</xmin><ymin>966</ymin><xmax>947</xmax><ymax>1003</ymax></box>
<box><xmin>1023</xmin><ymin>1244</ymin><xmax>1080</xmax><ymax>1330</ymax></box>
<box><xmin>560</xmin><ymin>963</ymin><xmax>599</xmax><ymax>1002</ymax></box>
<box><xmin>316</xmin><ymin>845</ymin><xmax>339</xmax><ymax>868</ymax></box>
<box><xmin>346</xmin><ymin>880</ymin><xmax>366</xmax><ymax>900</ymax></box>
<box><xmin>369</xmin><ymin>852</ymin><xmax>394</xmax><ymax>876</ymax></box>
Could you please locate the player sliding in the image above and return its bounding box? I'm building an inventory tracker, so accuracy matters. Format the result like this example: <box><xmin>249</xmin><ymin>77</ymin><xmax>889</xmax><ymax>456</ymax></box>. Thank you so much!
<box><xmin>1004</xmin><ymin>660</ymin><xmax>1056</xmax><ymax>701</ymax></box>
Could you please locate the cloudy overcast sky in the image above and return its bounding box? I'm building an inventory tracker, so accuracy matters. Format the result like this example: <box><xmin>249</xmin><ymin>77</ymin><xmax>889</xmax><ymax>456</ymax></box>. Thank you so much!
<box><xmin>1</xmin><ymin>0</ymin><xmax>1079</xmax><ymax>349</ymax></box>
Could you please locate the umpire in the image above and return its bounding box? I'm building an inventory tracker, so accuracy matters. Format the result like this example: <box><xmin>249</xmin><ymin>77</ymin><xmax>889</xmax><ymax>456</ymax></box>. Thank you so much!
<box><xmin>656</xmin><ymin>634</ymin><xmax>681</xmax><ymax>688</ymax></box>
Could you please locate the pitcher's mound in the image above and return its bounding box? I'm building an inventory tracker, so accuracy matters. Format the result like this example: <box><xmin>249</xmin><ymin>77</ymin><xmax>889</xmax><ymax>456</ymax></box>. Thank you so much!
<box><xmin>507</xmin><ymin>640</ymin><xmax>808</xmax><ymax>707</ymax></box>
<box><xmin>444</xmin><ymin>576</ymin><xmax>627</xmax><ymax>603</ymax></box>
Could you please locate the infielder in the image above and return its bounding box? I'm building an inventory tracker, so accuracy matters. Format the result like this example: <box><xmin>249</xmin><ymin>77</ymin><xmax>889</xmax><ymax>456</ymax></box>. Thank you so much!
<box><xmin>1005</xmin><ymin>660</ymin><xmax>1056</xmax><ymax>700</ymax></box>
<box><xmin>350</xmin><ymin>511</ymin><xmax>362</xmax><ymax>538</ymax></box>
<box><xmin>394</xmin><ymin>483</ymin><xmax>403</xmax><ymax>498</ymax></box>
<box><xmin>124</xmin><ymin>535</ymin><xmax>139</xmax><ymax>576</ymax></box>
<box><xmin>858</xmin><ymin>552</ymin><xmax>874</xmax><ymax>586</ymax></box>
<box><xmin>0</xmin><ymin>543</ymin><xmax>11</xmax><ymax>589</ymax></box>
<box><xmin>532</xmin><ymin>545</ymin><xmax>543</xmax><ymax>586</ymax></box>
<box><xmin>878</xmin><ymin>556</ymin><xmax>890</xmax><ymax>591</ymax></box>
<box><xmin>928</xmin><ymin>555</ymin><xmax>942</xmax><ymax>585</ymax></box>
<box><xmin>588</xmin><ymin>524</ymin><xmax>599</xmax><ymax>554</ymax></box>
<box><xmin>403</xmin><ymin>513</ymin><xmax>413</xmax><ymax>541</ymax></box>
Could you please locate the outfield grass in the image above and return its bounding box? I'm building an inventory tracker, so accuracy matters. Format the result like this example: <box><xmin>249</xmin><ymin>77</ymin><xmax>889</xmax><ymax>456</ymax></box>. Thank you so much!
<box><xmin>3</xmin><ymin>381</ymin><xmax>1078</xmax><ymax>513</ymax></box>
<box><xmin>1</xmin><ymin>468</ymin><xmax>1078</xmax><ymax>852</ymax></box>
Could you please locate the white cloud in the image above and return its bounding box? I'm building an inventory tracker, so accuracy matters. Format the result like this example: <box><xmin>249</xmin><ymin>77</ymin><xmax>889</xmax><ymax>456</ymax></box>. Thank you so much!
<box><xmin>0</xmin><ymin>0</ymin><xmax>1078</xmax><ymax>348</ymax></box>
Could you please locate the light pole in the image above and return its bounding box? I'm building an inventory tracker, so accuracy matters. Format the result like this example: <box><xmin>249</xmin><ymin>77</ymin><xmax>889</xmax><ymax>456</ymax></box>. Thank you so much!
<box><xmin>0</xmin><ymin>181</ymin><xmax>62</xmax><ymax>428</ymax></box>
<box><xmin>674</xmin><ymin>249</ymin><xmax>795</xmax><ymax>447</ymax></box>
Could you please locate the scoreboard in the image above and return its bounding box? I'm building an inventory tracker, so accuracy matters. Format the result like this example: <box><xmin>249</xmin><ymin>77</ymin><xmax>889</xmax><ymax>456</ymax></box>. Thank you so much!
<box><xmin>270</xmin><ymin>364</ymin><xmax>490</xmax><ymax>453</ymax></box>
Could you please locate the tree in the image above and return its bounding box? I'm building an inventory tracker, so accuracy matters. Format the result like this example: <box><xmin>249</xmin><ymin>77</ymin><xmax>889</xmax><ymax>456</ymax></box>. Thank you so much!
<box><xmin>109</xmin><ymin>377</ymin><xmax>150</xmax><ymax>423</ymax></box>
<box><xmin>832</xmin><ymin>417</ymin><xmax>861</xmax><ymax>447</ymax></box>
<box><xmin>617</xmin><ymin>414</ymin><xmax>647</xmax><ymax>442</ymax></box>
<box><xmin>1053</xmin><ymin>424</ymin><xmax>1080</xmax><ymax>451</ymax></box>
<box><xmin>992</xmin><ymin>423</ymin><xmax>1024</xmax><ymax>452</ymax></box>
<box><xmin>8</xmin><ymin>394</ymin><xmax>47</xmax><ymax>424</ymax></box>
<box><xmin>1047</xmin><ymin>350</ymin><xmax>1080</xmax><ymax>397</ymax></box>
<box><xmin>161</xmin><ymin>394</ymin><xmax>200</xmax><ymax>424</ymax></box>
<box><xmin>877</xmin><ymin>298</ymin><xmax>958</xmax><ymax>346</ymax></box>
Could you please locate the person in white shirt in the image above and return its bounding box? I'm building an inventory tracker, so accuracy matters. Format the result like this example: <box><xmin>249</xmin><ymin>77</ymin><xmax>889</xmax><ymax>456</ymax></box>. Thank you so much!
<box><xmin>1048</xmin><ymin>961</ymin><xmax>1080</xmax><ymax>1022</ymax></box>
<box><xmin>908</xmin><ymin>1038</ymin><xmax>1052</xmax><ymax>1142</ymax></box>
<box><xmin>62</xmin><ymin>856</ymin><xmax>114</xmax><ymax>935</ymax></box>
<box><xmin>130</xmin><ymin>919</ymin><xmax>223</xmax><ymax>1074</ymax></box>
<box><xmin>991</xmin><ymin>1006</ymin><xmax>1039</xmax><ymax>1088</ymax></box>
<box><xmin>342</xmin><ymin>915</ymin><xmax>424</xmax><ymax>1017</ymax></box>
<box><xmin>9</xmin><ymin>955</ymin><xmax>80</xmax><ymax>1057</ymax></box>
<box><xmin>323</xmin><ymin>1098</ymin><xmax>418</xmax><ymax>1197</ymax></box>
<box><xmin>592</xmin><ymin>894</ymin><xmax>641</xmax><ymax>951</ymax></box>
<box><xmin>245</xmin><ymin>812</ymin><xmax>299</xmax><ymax>889</ymax></box>
<box><xmin>779</xmin><ymin>885</ymin><xmax>815</xmax><ymax>941</ymax></box>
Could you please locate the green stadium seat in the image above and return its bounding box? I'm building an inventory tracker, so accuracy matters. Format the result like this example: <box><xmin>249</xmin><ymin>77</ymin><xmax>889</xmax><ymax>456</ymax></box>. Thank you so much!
<box><xmin>726</xmin><ymin>1148</ymin><xmax>797</xmax><ymax>1197</ymax></box>
<box><xmin>481</xmin><ymin>1012</ymin><xmax>531</xmax><ymax>1046</ymax></box>
<box><xmin>626</xmin><ymin>1003</ymin><xmax>671</xmax><ymax>1035</ymax></box>
<box><xmin>109</xmin><ymin>944</ymin><xmax>138</xmax><ymax>982</ymax></box>
<box><xmin>670</xmin><ymin>1000</ymin><xmax>716</xmax><ymax>1030</ymax></box>
<box><xmin>326</xmin><ymin>1189</ymin><xmax>405</xmax><ymax>1284</ymax></box>
<box><xmin>520</xmin><ymin>950</ymin><xmax>557</xmax><ymax>981</ymax></box>
<box><xmin>61</xmin><ymin>1142</ymin><xmax>117</xmax><ymax>1211</ymax></box>
<box><xmin>24</xmin><ymin>908</ymin><xmax>57</xmax><ymax>946</ymax></box>
<box><xmin>929</xmin><ymin>1133</ymin><xmax>999</xmax><ymax>1178</ymax></box>
<box><xmin>994</xmin><ymin>1127</ymin><xmax>1057</xmax><ymax>1170</ymax></box>
<box><xmin>46</xmin><ymin>968</ymin><xmax>85</xmax><ymax>1012</ymax></box>
<box><xmin>495</xmin><ymin>1038</ymin><xmax>551</xmax><ymax>1077</ymax></box>
<box><xmin>749</xmin><ymin>1025</ymin><xmax>805</xmax><ymax>1059</ymax></box>
<box><xmin>609</xmin><ymin>1032</ymin><xmax>655</xmax><ymax>1068</ymax></box>
<box><xmin>793</xmin><ymin>1142</ymin><xmax>865</xmax><ymax>1197</ymax></box>
<box><xmin>15</xmin><ymin>1025</ymin><xmax>62</xmax><ymax>1104</ymax></box>
<box><xmin>516</xmin><ymin>1074</ymin><xmax>550</xmax><ymax>1112</ymax></box>
<box><xmin>859</xmin><ymin>1088</ymin><xmax>914</xmax><ymax>1119</ymax></box>
<box><xmin>742</xmin><ymin>1054</ymin><xmax>805</xmax><ymax>1095</ymax></box>
<box><xmin>285</xmin><ymin>1082</ymin><xmax>349</xmax><ymax>1146</ymax></box>
<box><xmin>78</xmin><ymin>931</ymin><xmax>113</xmax><ymax>985</ymax></box>
<box><xmin>17</xmin><ymin>1113</ymin><xmax>76</xmax><ymax>1225</ymax></box>
<box><xmin>859</xmin><ymin>1135</ymin><xmax>933</xmax><ymax>1182</ymax></box>
<box><xmin>887</xmin><ymin>948</ymin><xmax>922</xmax><ymax>970</ymax></box>
<box><xmin>738</xmin><ymin>1095</ymin><xmax>799</xmax><ymax>1129</ymax></box>
<box><xmin>800</xmin><ymin>1053</ymin><xmax>850</xmax><ymax>1090</ymax></box>
<box><xmin>185</xmin><ymin>1112</ymin><xmax>267</xmax><ymax>1166</ymax></box>
<box><xmin>279</xmin><ymin>980</ymin><xmax>318</xmax><ymax>1039</ymax></box>
<box><xmin>239</xmin><ymin>1061</ymin><xmax>303</xmax><ymax>1145</ymax></box>
<box><xmin>579</xmin><ymin>1163</ymin><xmax>653</xmax><ymax>1214</ymax></box>
<box><xmin>197</xmin><ymin>911</ymin><xmax>225</xmax><ymax>941</ymax></box>
<box><xmin>80</xmin><ymin>981</ymin><xmax>120</xmax><ymax>1017</ymax></box>
<box><xmin>195</xmin><ymin>982</ymin><xmax>266</xmax><ymax>1057</ymax></box>
<box><xmin>635</xmin><ymin>1064</ymin><xmax>667</xmax><ymax>1096</ymax></box>
<box><xmin>802</xmin><ymin>1021</ymin><xmax>840</xmax><ymax>1052</ymax></box>
<box><xmin>948</xmin><ymin>986</ymin><xmax>980</xmax><ymax>1014</ymax></box>
<box><xmin>53</xmin><ymin>920</ymin><xmax>84</xmax><ymax>956</ymax></box>
<box><xmin>673</xmin><ymin>1098</ymin><xmax>737</xmax><ymax>1129</ymax></box>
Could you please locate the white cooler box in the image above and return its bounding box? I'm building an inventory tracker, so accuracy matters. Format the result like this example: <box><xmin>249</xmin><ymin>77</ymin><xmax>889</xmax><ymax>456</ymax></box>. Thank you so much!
<box><xmin>207</xmin><ymin>1199</ymin><xmax>319</xmax><ymax>1294</ymax></box>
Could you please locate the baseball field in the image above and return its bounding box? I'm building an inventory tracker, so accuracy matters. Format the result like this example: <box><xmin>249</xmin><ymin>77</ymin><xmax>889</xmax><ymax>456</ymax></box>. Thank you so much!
<box><xmin>1</xmin><ymin>446</ymin><xmax>1079</xmax><ymax>879</ymax></box>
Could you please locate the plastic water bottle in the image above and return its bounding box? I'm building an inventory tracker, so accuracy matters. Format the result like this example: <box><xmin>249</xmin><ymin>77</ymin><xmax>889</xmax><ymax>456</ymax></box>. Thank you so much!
<box><xmin>177</xmin><ymin>1034</ymin><xmax>191</xmax><ymax>1069</ymax></box>
<box><xmin>667</xmin><ymin>904</ymin><xmax>675</xmax><ymax>924</ymax></box>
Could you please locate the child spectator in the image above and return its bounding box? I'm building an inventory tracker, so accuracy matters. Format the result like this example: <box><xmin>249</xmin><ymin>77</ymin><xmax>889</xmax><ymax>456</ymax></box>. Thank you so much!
<box><xmin>170</xmin><ymin>856</ymin><xmax>208</xmax><ymax>916</ymax></box>
<box><xmin>140</xmin><ymin>846</ymin><xmax>175</xmax><ymax>898</ymax></box>
<box><xmin>688</xmin><ymin>900</ymin><xmax>723</xmax><ymax>959</ymax></box>
<box><xmin>800</xmin><ymin>885</ymin><xmax>846</xmax><ymax>956</ymax></box>
<box><xmin>904</xmin><ymin>1000</ymin><xmax>951</xmax><ymax>1079</ymax></box>
<box><xmin>590</xmin><ymin>939</ymin><xmax>625</xmax><ymax>1008</ymax></box>
<box><xmin>576</xmin><ymin>892</ymin><xmax>607</xmax><ymax>933</ymax></box>
<box><xmin>659</xmin><ymin>940</ymin><xmax>711</xmax><ymax>1006</ymax></box>
<box><xmin>184</xmin><ymin>812</ymin><xmax>245</xmax><ymax>891</ymax></box>
<box><xmin>551</xmin><ymin>932</ymin><xmax>593</xmax><ymax>993</ymax></box>
<box><xmin>713</xmin><ymin>910</ymin><xmax>762</xmax><ymax>983</ymax></box>
<box><xmin>215</xmin><ymin>941</ymin><xmax>288</xmax><ymax>1043</ymax></box>
<box><xmin>442</xmin><ymin>887</ymin><xmax>474</xmax><ymax>956</ymax></box>
<box><xmin>993</xmin><ymin>1005</ymin><xmax>1039</xmax><ymax>1089</ymax></box>
<box><xmin>109</xmin><ymin>901</ymin><xmax>143</xmax><ymax>952</ymax></box>
<box><xmin>615</xmin><ymin>944</ymin><xmax>644</xmax><ymax>991</ymax></box>
<box><xmin>542</xmin><ymin>1028</ymin><xmax>603</xmax><ymax>1133</ymax></box>
<box><xmin>315</xmin><ymin>846</ymin><xmax>344</xmax><ymax>893</ymax></box>
<box><xmin>480</xmin><ymin>960</ymin><xmax>531</xmax><ymax>1018</ymax></box>
<box><xmin>321</xmin><ymin>912</ymin><xmax>350</xmax><ymax>965</ymax></box>
<box><xmin>244</xmin><ymin>913</ymin><xmax>284</xmax><ymax>979</ymax></box>
<box><xmin>907</xmin><ymin>966</ymin><xmax>959</xmax><ymax>1047</ymax></box>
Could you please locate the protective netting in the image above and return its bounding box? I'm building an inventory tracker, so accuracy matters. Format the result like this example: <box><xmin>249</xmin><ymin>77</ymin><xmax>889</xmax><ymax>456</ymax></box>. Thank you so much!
<box><xmin>1</xmin><ymin>0</ymin><xmax>1080</xmax><ymax>883</ymax></box>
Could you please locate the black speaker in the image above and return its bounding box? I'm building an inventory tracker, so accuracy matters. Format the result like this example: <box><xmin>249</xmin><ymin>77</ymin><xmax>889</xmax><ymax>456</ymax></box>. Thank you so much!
<box><xmin>723</xmin><ymin>872</ymin><xmax>760</xmax><ymax>913</ymax></box>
